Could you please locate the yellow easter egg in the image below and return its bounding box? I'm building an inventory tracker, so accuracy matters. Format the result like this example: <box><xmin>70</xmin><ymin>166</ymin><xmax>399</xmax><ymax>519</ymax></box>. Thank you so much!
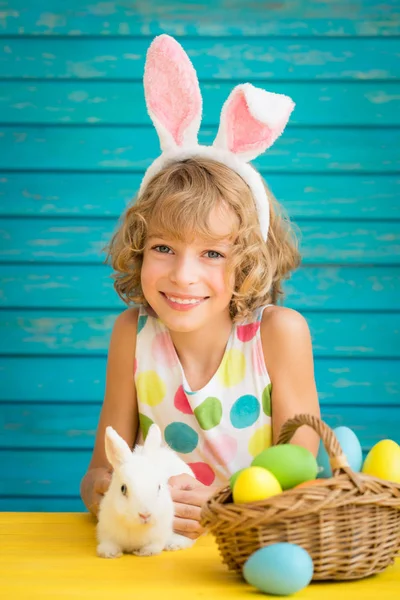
<box><xmin>233</xmin><ymin>466</ymin><xmax>282</xmax><ymax>504</ymax></box>
<box><xmin>362</xmin><ymin>439</ymin><xmax>400</xmax><ymax>483</ymax></box>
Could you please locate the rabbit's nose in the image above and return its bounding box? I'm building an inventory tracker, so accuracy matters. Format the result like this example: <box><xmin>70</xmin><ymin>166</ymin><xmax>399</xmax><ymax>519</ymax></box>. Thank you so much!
<box><xmin>139</xmin><ymin>512</ymin><xmax>151</xmax><ymax>523</ymax></box>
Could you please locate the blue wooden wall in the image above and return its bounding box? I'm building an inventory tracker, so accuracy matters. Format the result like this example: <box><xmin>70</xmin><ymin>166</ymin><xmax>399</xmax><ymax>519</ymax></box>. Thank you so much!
<box><xmin>0</xmin><ymin>1</ymin><xmax>399</xmax><ymax>511</ymax></box>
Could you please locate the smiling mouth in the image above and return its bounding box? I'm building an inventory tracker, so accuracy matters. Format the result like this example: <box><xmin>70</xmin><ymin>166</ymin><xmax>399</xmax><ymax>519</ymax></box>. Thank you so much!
<box><xmin>160</xmin><ymin>292</ymin><xmax>209</xmax><ymax>308</ymax></box>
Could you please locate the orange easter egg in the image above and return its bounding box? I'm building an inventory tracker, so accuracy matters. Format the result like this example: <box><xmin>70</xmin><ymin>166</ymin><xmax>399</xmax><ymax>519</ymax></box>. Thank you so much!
<box><xmin>294</xmin><ymin>479</ymin><xmax>327</xmax><ymax>490</ymax></box>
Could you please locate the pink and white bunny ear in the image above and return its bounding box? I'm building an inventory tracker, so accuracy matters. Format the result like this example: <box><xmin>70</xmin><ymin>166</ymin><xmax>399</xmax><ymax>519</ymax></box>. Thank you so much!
<box><xmin>144</xmin><ymin>34</ymin><xmax>203</xmax><ymax>152</ymax></box>
<box><xmin>213</xmin><ymin>83</ymin><xmax>295</xmax><ymax>162</ymax></box>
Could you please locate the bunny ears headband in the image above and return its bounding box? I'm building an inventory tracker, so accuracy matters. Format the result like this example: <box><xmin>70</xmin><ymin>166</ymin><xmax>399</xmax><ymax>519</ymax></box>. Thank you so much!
<box><xmin>139</xmin><ymin>35</ymin><xmax>295</xmax><ymax>240</ymax></box>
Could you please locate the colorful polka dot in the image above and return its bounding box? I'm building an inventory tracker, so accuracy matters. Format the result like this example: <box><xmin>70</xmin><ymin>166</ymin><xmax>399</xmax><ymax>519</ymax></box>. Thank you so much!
<box><xmin>188</xmin><ymin>462</ymin><xmax>216</xmax><ymax>486</ymax></box>
<box><xmin>165</xmin><ymin>422</ymin><xmax>198</xmax><ymax>454</ymax></box>
<box><xmin>262</xmin><ymin>383</ymin><xmax>272</xmax><ymax>416</ymax></box>
<box><xmin>248</xmin><ymin>424</ymin><xmax>272</xmax><ymax>457</ymax></box>
<box><xmin>137</xmin><ymin>315</ymin><xmax>148</xmax><ymax>334</ymax></box>
<box><xmin>174</xmin><ymin>385</ymin><xmax>193</xmax><ymax>415</ymax></box>
<box><xmin>151</xmin><ymin>331</ymin><xmax>178</xmax><ymax>368</ymax></box>
<box><xmin>237</xmin><ymin>321</ymin><xmax>260</xmax><ymax>342</ymax></box>
<box><xmin>136</xmin><ymin>370</ymin><xmax>166</xmax><ymax>406</ymax></box>
<box><xmin>194</xmin><ymin>397</ymin><xmax>222</xmax><ymax>430</ymax></box>
<box><xmin>139</xmin><ymin>413</ymin><xmax>154</xmax><ymax>439</ymax></box>
<box><xmin>230</xmin><ymin>394</ymin><xmax>260</xmax><ymax>429</ymax></box>
<box><xmin>252</xmin><ymin>337</ymin><xmax>266</xmax><ymax>375</ymax></box>
<box><xmin>218</xmin><ymin>348</ymin><xmax>246</xmax><ymax>387</ymax></box>
<box><xmin>203</xmin><ymin>434</ymin><xmax>238</xmax><ymax>465</ymax></box>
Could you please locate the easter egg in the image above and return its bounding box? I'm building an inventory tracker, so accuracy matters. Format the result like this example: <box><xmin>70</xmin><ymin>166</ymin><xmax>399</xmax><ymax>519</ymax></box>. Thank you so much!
<box><xmin>243</xmin><ymin>543</ymin><xmax>314</xmax><ymax>596</ymax></box>
<box><xmin>229</xmin><ymin>468</ymin><xmax>245</xmax><ymax>490</ymax></box>
<box><xmin>251</xmin><ymin>444</ymin><xmax>318</xmax><ymax>490</ymax></box>
<box><xmin>233</xmin><ymin>467</ymin><xmax>282</xmax><ymax>504</ymax></box>
<box><xmin>317</xmin><ymin>426</ymin><xmax>363</xmax><ymax>478</ymax></box>
<box><xmin>294</xmin><ymin>479</ymin><xmax>327</xmax><ymax>490</ymax></box>
<box><xmin>362</xmin><ymin>439</ymin><xmax>400</xmax><ymax>483</ymax></box>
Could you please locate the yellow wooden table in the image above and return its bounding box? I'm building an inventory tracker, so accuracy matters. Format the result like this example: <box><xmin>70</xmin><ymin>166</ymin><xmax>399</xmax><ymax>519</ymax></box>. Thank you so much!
<box><xmin>0</xmin><ymin>513</ymin><xmax>399</xmax><ymax>599</ymax></box>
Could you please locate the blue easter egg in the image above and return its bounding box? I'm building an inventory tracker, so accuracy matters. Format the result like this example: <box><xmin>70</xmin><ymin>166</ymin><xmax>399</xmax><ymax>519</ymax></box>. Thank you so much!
<box><xmin>317</xmin><ymin>426</ymin><xmax>363</xmax><ymax>478</ymax></box>
<box><xmin>243</xmin><ymin>543</ymin><xmax>314</xmax><ymax>596</ymax></box>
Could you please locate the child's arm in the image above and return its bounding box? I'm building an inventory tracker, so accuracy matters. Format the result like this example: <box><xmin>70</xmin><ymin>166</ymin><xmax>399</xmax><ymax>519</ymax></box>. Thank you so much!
<box><xmin>80</xmin><ymin>307</ymin><xmax>139</xmax><ymax>516</ymax></box>
<box><xmin>261</xmin><ymin>307</ymin><xmax>321</xmax><ymax>455</ymax></box>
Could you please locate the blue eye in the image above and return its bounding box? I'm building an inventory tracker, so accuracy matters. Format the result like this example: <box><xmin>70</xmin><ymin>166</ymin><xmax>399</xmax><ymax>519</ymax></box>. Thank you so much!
<box><xmin>206</xmin><ymin>250</ymin><xmax>223</xmax><ymax>259</ymax></box>
<box><xmin>154</xmin><ymin>245</ymin><xmax>171</xmax><ymax>254</ymax></box>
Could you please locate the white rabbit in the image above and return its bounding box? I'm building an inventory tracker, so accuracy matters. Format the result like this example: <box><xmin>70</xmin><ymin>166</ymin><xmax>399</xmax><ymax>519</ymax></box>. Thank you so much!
<box><xmin>96</xmin><ymin>423</ymin><xmax>196</xmax><ymax>558</ymax></box>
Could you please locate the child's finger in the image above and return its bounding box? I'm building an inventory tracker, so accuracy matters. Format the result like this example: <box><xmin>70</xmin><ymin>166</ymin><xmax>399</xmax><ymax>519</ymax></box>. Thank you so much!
<box><xmin>173</xmin><ymin>501</ymin><xmax>202</xmax><ymax>522</ymax></box>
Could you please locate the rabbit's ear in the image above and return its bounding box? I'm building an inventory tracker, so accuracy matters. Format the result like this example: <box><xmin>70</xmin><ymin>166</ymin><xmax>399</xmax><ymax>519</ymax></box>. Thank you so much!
<box><xmin>144</xmin><ymin>34</ymin><xmax>202</xmax><ymax>152</ymax></box>
<box><xmin>143</xmin><ymin>424</ymin><xmax>162</xmax><ymax>454</ymax></box>
<box><xmin>105</xmin><ymin>426</ymin><xmax>132</xmax><ymax>468</ymax></box>
<box><xmin>213</xmin><ymin>83</ymin><xmax>295</xmax><ymax>162</ymax></box>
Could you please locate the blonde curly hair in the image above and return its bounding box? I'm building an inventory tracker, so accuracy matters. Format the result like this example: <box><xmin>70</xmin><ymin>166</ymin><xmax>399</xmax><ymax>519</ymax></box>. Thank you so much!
<box><xmin>104</xmin><ymin>157</ymin><xmax>301</xmax><ymax>321</ymax></box>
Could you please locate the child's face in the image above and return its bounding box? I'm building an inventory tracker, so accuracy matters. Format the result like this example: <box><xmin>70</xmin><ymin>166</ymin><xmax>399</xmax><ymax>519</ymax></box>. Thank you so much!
<box><xmin>141</xmin><ymin>205</ymin><xmax>236</xmax><ymax>333</ymax></box>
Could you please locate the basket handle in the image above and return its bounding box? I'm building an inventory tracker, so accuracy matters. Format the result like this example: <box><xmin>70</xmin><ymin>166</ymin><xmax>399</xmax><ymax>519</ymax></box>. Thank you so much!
<box><xmin>277</xmin><ymin>413</ymin><xmax>365</xmax><ymax>489</ymax></box>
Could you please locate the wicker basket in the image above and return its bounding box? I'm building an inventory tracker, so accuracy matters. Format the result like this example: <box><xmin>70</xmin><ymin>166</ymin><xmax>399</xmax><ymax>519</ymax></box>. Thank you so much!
<box><xmin>200</xmin><ymin>414</ymin><xmax>400</xmax><ymax>581</ymax></box>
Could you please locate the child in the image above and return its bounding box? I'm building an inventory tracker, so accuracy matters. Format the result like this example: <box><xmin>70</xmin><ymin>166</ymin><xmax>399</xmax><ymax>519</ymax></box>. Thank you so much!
<box><xmin>80</xmin><ymin>35</ymin><xmax>320</xmax><ymax>539</ymax></box>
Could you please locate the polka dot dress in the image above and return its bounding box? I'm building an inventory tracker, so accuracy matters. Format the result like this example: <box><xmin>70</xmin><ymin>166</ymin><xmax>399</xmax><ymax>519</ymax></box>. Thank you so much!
<box><xmin>134</xmin><ymin>304</ymin><xmax>273</xmax><ymax>487</ymax></box>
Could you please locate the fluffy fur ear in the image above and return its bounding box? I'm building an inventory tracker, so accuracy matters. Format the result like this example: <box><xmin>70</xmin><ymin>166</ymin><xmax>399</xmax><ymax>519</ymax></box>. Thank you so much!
<box><xmin>143</xmin><ymin>34</ymin><xmax>202</xmax><ymax>152</ymax></box>
<box><xmin>104</xmin><ymin>426</ymin><xmax>132</xmax><ymax>469</ymax></box>
<box><xmin>143</xmin><ymin>424</ymin><xmax>163</xmax><ymax>454</ymax></box>
<box><xmin>213</xmin><ymin>83</ymin><xmax>295</xmax><ymax>162</ymax></box>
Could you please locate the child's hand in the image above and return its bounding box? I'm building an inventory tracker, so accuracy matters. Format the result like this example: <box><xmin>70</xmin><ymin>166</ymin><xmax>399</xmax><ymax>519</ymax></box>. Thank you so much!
<box><xmin>168</xmin><ymin>473</ymin><xmax>218</xmax><ymax>540</ymax></box>
<box><xmin>81</xmin><ymin>466</ymin><xmax>113</xmax><ymax>518</ymax></box>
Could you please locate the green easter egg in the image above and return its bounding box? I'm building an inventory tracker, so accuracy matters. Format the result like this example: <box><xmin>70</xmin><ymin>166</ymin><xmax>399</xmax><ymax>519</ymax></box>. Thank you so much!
<box><xmin>251</xmin><ymin>444</ymin><xmax>318</xmax><ymax>490</ymax></box>
<box><xmin>229</xmin><ymin>468</ymin><xmax>246</xmax><ymax>489</ymax></box>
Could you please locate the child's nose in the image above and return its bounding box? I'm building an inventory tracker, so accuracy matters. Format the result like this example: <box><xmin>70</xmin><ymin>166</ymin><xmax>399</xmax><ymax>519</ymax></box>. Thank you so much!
<box><xmin>170</xmin><ymin>256</ymin><xmax>199</xmax><ymax>286</ymax></box>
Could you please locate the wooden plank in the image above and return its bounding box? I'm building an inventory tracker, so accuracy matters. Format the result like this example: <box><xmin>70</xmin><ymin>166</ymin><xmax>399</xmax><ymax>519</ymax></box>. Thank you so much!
<box><xmin>0</xmin><ymin>497</ymin><xmax>85</xmax><ymax>512</ymax></box>
<box><xmin>0</xmin><ymin>356</ymin><xmax>108</xmax><ymax>402</ymax></box>
<box><xmin>1</xmin><ymin>1</ymin><xmax>398</xmax><ymax>37</ymax></box>
<box><xmin>1</xmin><ymin>173</ymin><xmax>398</xmax><ymax>220</ymax></box>
<box><xmin>2</xmin><ymin>81</ymin><xmax>400</xmax><ymax>126</ymax></box>
<box><xmin>2</xmin><ymin>402</ymin><xmax>399</xmax><ymax>450</ymax></box>
<box><xmin>1</xmin><ymin>355</ymin><xmax>399</xmax><ymax>405</ymax></box>
<box><xmin>1</xmin><ymin>218</ymin><xmax>399</xmax><ymax>264</ymax></box>
<box><xmin>287</xmin><ymin>267</ymin><xmax>400</xmax><ymax>311</ymax></box>
<box><xmin>1</xmin><ymin>126</ymin><xmax>399</xmax><ymax>173</ymax></box>
<box><xmin>1</xmin><ymin>38</ymin><xmax>398</xmax><ymax>81</ymax></box>
<box><xmin>1</xmin><ymin>403</ymin><xmax>399</xmax><ymax>497</ymax></box>
<box><xmin>1</xmin><ymin>356</ymin><xmax>398</xmax><ymax>405</ymax></box>
<box><xmin>0</xmin><ymin>309</ymin><xmax>399</xmax><ymax>357</ymax></box>
<box><xmin>1</xmin><ymin>264</ymin><xmax>399</xmax><ymax>311</ymax></box>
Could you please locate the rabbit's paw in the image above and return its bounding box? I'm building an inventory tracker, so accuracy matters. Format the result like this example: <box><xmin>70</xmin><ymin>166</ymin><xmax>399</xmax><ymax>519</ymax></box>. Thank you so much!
<box><xmin>165</xmin><ymin>533</ymin><xmax>194</xmax><ymax>551</ymax></box>
<box><xmin>97</xmin><ymin>540</ymin><xmax>123</xmax><ymax>558</ymax></box>
<box><xmin>133</xmin><ymin>543</ymin><xmax>164</xmax><ymax>556</ymax></box>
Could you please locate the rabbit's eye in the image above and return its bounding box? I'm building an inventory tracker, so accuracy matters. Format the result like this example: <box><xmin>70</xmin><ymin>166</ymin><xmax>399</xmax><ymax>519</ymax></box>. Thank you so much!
<box><xmin>121</xmin><ymin>484</ymin><xmax>127</xmax><ymax>496</ymax></box>
<box><xmin>158</xmin><ymin>484</ymin><xmax>161</xmax><ymax>494</ymax></box>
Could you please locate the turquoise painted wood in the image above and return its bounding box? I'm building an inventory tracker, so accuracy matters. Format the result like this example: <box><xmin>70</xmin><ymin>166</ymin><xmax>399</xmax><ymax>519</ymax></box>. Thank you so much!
<box><xmin>3</xmin><ymin>403</ymin><xmax>399</xmax><ymax>450</ymax></box>
<box><xmin>1</xmin><ymin>265</ymin><xmax>399</xmax><ymax>310</ymax></box>
<box><xmin>2</xmin><ymin>127</ymin><xmax>400</xmax><ymax>172</ymax></box>
<box><xmin>0</xmin><ymin>404</ymin><xmax>397</xmax><ymax>499</ymax></box>
<box><xmin>2</xmin><ymin>0</ymin><xmax>399</xmax><ymax>37</ymax></box>
<box><xmin>1</xmin><ymin>357</ymin><xmax>398</xmax><ymax>405</ymax></box>
<box><xmin>1</xmin><ymin>38</ymin><xmax>399</xmax><ymax>80</ymax></box>
<box><xmin>1</xmin><ymin>218</ymin><xmax>399</xmax><ymax>264</ymax></box>
<box><xmin>0</xmin><ymin>0</ymin><xmax>399</xmax><ymax>511</ymax></box>
<box><xmin>2</xmin><ymin>82</ymin><xmax>400</xmax><ymax>126</ymax></box>
<box><xmin>1</xmin><ymin>173</ymin><xmax>399</xmax><ymax>219</ymax></box>
<box><xmin>1</xmin><ymin>310</ymin><xmax>398</xmax><ymax>357</ymax></box>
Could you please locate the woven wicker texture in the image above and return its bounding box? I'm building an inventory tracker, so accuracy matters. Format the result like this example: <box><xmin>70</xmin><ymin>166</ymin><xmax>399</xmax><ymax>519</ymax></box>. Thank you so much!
<box><xmin>200</xmin><ymin>414</ymin><xmax>400</xmax><ymax>580</ymax></box>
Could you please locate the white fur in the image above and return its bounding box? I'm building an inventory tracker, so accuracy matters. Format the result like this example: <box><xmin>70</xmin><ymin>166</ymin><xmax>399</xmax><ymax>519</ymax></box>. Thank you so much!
<box><xmin>96</xmin><ymin>424</ymin><xmax>195</xmax><ymax>558</ymax></box>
